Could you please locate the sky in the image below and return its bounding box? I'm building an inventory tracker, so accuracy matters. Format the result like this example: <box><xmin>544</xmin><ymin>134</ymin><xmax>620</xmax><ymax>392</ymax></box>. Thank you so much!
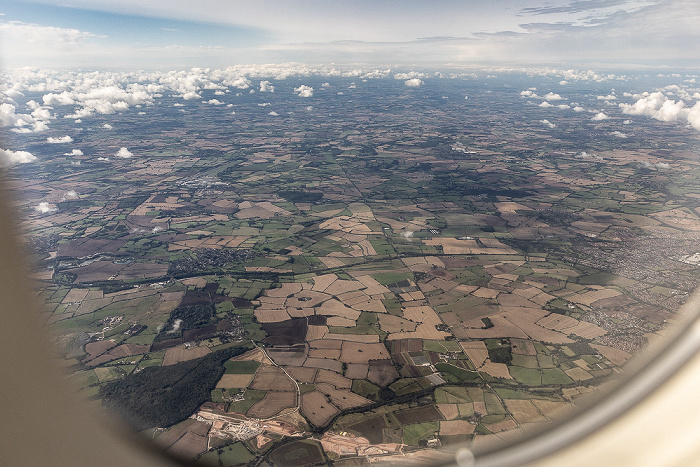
<box><xmin>0</xmin><ymin>0</ymin><xmax>698</xmax><ymax>69</ymax></box>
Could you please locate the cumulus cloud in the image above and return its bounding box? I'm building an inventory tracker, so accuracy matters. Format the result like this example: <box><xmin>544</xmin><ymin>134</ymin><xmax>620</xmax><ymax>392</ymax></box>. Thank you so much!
<box><xmin>115</xmin><ymin>147</ymin><xmax>133</xmax><ymax>158</ymax></box>
<box><xmin>180</xmin><ymin>91</ymin><xmax>201</xmax><ymax>100</ymax></box>
<box><xmin>268</xmin><ymin>111</ymin><xmax>279</xmax><ymax>116</ymax></box>
<box><xmin>47</xmin><ymin>135</ymin><xmax>73</xmax><ymax>143</ymax></box>
<box><xmin>620</xmin><ymin>92</ymin><xmax>700</xmax><ymax>130</ymax></box>
<box><xmin>30</xmin><ymin>107</ymin><xmax>53</xmax><ymax>120</ymax></box>
<box><xmin>543</xmin><ymin>92</ymin><xmax>563</xmax><ymax>101</ymax></box>
<box><xmin>64</xmin><ymin>149</ymin><xmax>84</xmax><ymax>156</ymax></box>
<box><xmin>538</xmin><ymin>101</ymin><xmax>553</xmax><ymax>108</ymax></box>
<box><xmin>520</xmin><ymin>90</ymin><xmax>537</xmax><ymax>98</ymax></box>
<box><xmin>656</xmin><ymin>162</ymin><xmax>671</xmax><ymax>169</ymax></box>
<box><xmin>611</xmin><ymin>131</ymin><xmax>628</xmax><ymax>138</ymax></box>
<box><xmin>598</xmin><ymin>94</ymin><xmax>616</xmax><ymax>100</ymax></box>
<box><xmin>64</xmin><ymin>190</ymin><xmax>78</xmax><ymax>198</ymax></box>
<box><xmin>97</xmin><ymin>156</ymin><xmax>109</xmax><ymax>161</ymax></box>
<box><xmin>207</xmin><ymin>99</ymin><xmax>224</xmax><ymax>105</ymax></box>
<box><xmin>404</xmin><ymin>78</ymin><xmax>424</xmax><ymax>87</ymax></box>
<box><xmin>395</xmin><ymin>72</ymin><xmax>426</xmax><ymax>80</ymax></box>
<box><xmin>294</xmin><ymin>85</ymin><xmax>314</xmax><ymax>97</ymax></box>
<box><xmin>591</xmin><ymin>112</ymin><xmax>610</xmax><ymax>121</ymax></box>
<box><xmin>225</xmin><ymin>77</ymin><xmax>251</xmax><ymax>89</ymax></box>
<box><xmin>0</xmin><ymin>102</ymin><xmax>49</xmax><ymax>132</ymax></box>
<box><xmin>577</xmin><ymin>151</ymin><xmax>604</xmax><ymax>162</ymax></box>
<box><xmin>0</xmin><ymin>148</ymin><xmax>36</xmax><ymax>166</ymax></box>
<box><xmin>540</xmin><ymin>119</ymin><xmax>556</xmax><ymax>128</ymax></box>
<box><xmin>259</xmin><ymin>80</ymin><xmax>275</xmax><ymax>92</ymax></box>
<box><xmin>43</xmin><ymin>83</ymin><xmax>155</xmax><ymax>119</ymax></box>
<box><xmin>34</xmin><ymin>202</ymin><xmax>57</xmax><ymax>214</ymax></box>
<box><xmin>573</xmin><ymin>106</ymin><xmax>585</xmax><ymax>112</ymax></box>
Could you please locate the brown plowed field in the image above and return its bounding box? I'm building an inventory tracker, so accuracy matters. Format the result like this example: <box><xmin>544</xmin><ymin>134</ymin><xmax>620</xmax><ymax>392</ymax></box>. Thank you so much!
<box><xmin>301</xmin><ymin>391</ymin><xmax>340</xmax><ymax>427</ymax></box>
<box><xmin>250</xmin><ymin>365</ymin><xmax>296</xmax><ymax>391</ymax></box>
<box><xmin>395</xmin><ymin>405</ymin><xmax>444</xmax><ymax>425</ymax></box>
<box><xmin>247</xmin><ymin>391</ymin><xmax>297</xmax><ymax>418</ymax></box>
<box><xmin>340</xmin><ymin>342</ymin><xmax>390</xmax><ymax>363</ymax></box>
<box><xmin>316</xmin><ymin>383</ymin><xmax>371</xmax><ymax>410</ymax></box>
<box><xmin>162</xmin><ymin>345</ymin><xmax>211</xmax><ymax>366</ymax></box>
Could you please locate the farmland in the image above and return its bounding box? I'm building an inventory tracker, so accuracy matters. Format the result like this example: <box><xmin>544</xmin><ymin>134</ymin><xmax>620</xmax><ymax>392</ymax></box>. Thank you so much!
<box><xmin>6</xmin><ymin>65</ymin><xmax>700</xmax><ymax>465</ymax></box>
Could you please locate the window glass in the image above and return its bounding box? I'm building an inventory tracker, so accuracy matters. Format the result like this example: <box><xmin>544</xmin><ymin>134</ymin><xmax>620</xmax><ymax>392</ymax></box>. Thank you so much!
<box><xmin>1</xmin><ymin>1</ymin><xmax>699</xmax><ymax>465</ymax></box>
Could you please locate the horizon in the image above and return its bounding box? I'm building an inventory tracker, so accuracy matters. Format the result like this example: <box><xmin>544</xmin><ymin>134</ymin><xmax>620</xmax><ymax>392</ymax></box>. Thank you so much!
<box><xmin>1</xmin><ymin>0</ymin><xmax>699</xmax><ymax>70</ymax></box>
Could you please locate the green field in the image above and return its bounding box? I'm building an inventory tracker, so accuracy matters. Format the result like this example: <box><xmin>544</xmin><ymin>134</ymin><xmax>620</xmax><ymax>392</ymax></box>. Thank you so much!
<box><xmin>509</xmin><ymin>366</ymin><xmax>542</xmax><ymax>386</ymax></box>
<box><xmin>436</xmin><ymin>363</ymin><xmax>480</xmax><ymax>381</ymax></box>
<box><xmin>227</xmin><ymin>389</ymin><xmax>267</xmax><ymax>414</ymax></box>
<box><xmin>224</xmin><ymin>360</ymin><xmax>261</xmax><ymax>374</ymax></box>
<box><xmin>402</xmin><ymin>421</ymin><xmax>439</xmax><ymax>446</ymax></box>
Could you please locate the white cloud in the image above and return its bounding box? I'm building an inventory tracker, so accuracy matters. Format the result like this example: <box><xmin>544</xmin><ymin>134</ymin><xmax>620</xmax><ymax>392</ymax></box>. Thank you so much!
<box><xmin>656</xmin><ymin>162</ymin><xmax>671</xmax><ymax>169</ymax></box>
<box><xmin>64</xmin><ymin>190</ymin><xmax>78</xmax><ymax>198</ymax></box>
<box><xmin>294</xmin><ymin>85</ymin><xmax>314</xmax><ymax>97</ymax></box>
<box><xmin>620</xmin><ymin>92</ymin><xmax>700</xmax><ymax>130</ymax></box>
<box><xmin>259</xmin><ymin>80</ymin><xmax>275</xmax><ymax>92</ymax></box>
<box><xmin>598</xmin><ymin>94</ymin><xmax>616</xmax><ymax>100</ymax></box>
<box><xmin>540</xmin><ymin>119</ymin><xmax>556</xmax><ymax>128</ymax></box>
<box><xmin>268</xmin><ymin>111</ymin><xmax>279</xmax><ymax>116</ymax></box>
<box><xmin>395</xmin><ymin>72</ymin><xmax>426</xmax><ymax>80</ymax></box>
<box><xmin>180</xmin><ymin>91</ymin><xmax>201</xmax><ymax>100</ymax></box>
<box><xmin>0</xmin><ymin>148</ymin><xmax>36</xmax><ymax>166</ymax></box>
<box><xmin>103</xmin><ymin>123</ymin><xmax>113</xmax><ymax>129</ymax></box>
<box><xmin>520</xmin><ymin>90</ymin><xmax>537</xmax><ymax>98</ymax></box>
<box><xmin>207</xmin><ymin>99</ymin><xmax>224</xmax><ymax>105</ymax></box>
<box><xmin>43</xmin><ymin>84</ymin><xmax>155</xmax><ymax>119</ymax></box>
<box><xmin>687</xmin><ymin>102</ymin><xmax>700</xmax><ymax>130</ymax></box>
<box><xmin>64</xmin><ymin>149</ymin><xmax>84</xmax><ymax>156</ymax></box>
<box><xmin>557</xmin><ymin>104</ymin><xmax>570</xmax><ymax>109</ymax></box>
<box><xmin>538</xmin><ymin>101</ymin><xmax>553</xmax><ymax>108</ymax></box>
<box><xmin>464</xmin><ymin>95</ymin><xmax>469</xmax><ymax>100</ymax></box>
<box><xmin>591</xmin><ymin>112</ymin><xmax>610</xmax><ymax>121</ymax></box>
<box><xmin>573</xmin><ymin>106</ymin><xmax>585</xmax><ymax>112</ymax></box>
<box><xmin>47</xmin><ymin>135</ymin><xmax>73</xmax><ymax>143</ymax></box>
<box><xmin>225</xmin><ymin>77</ymin><xmax>251</xmax><ymax>89</ymax></box>
<box><xmin>34</xmin><ymin>202</ymin><xmax>57</xmax><ymax>214</ymax></box>
<box><xmin>0</xmin><ymin>102</ymin><xmax>48</xmax><ymax>132</ymax></box>
<box><xmin>115</xmin><ymin>147</ymin><xmax>134</xmax><ymax>158</ymax></box>
<box><xmin>611</xmin><ymin>131</ymin><xmax>628</xmax><ymax>138</ymax></box>
<box><xmin>404</xmin><ymin>78</ymin><xmax>424</xmax><ymax>87</ymax></box>
<box><xmin>577</xmin><ymin>151</ymin><xmax>604</xmax><ymax>162</ymax></box>
<box><xmin>97</xmin><ymin>156</ymin><xmax>109</xmax><ymax>161</ymax></box>
<box><xmin>30</xmin><ymin>107</ymin><xmax>52</xmax><ymax>120</ymax></box>
<box><xmin>543</xmin><ymin>92</ymin><xmax>563</xmax><ymax>101</ymax></box>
